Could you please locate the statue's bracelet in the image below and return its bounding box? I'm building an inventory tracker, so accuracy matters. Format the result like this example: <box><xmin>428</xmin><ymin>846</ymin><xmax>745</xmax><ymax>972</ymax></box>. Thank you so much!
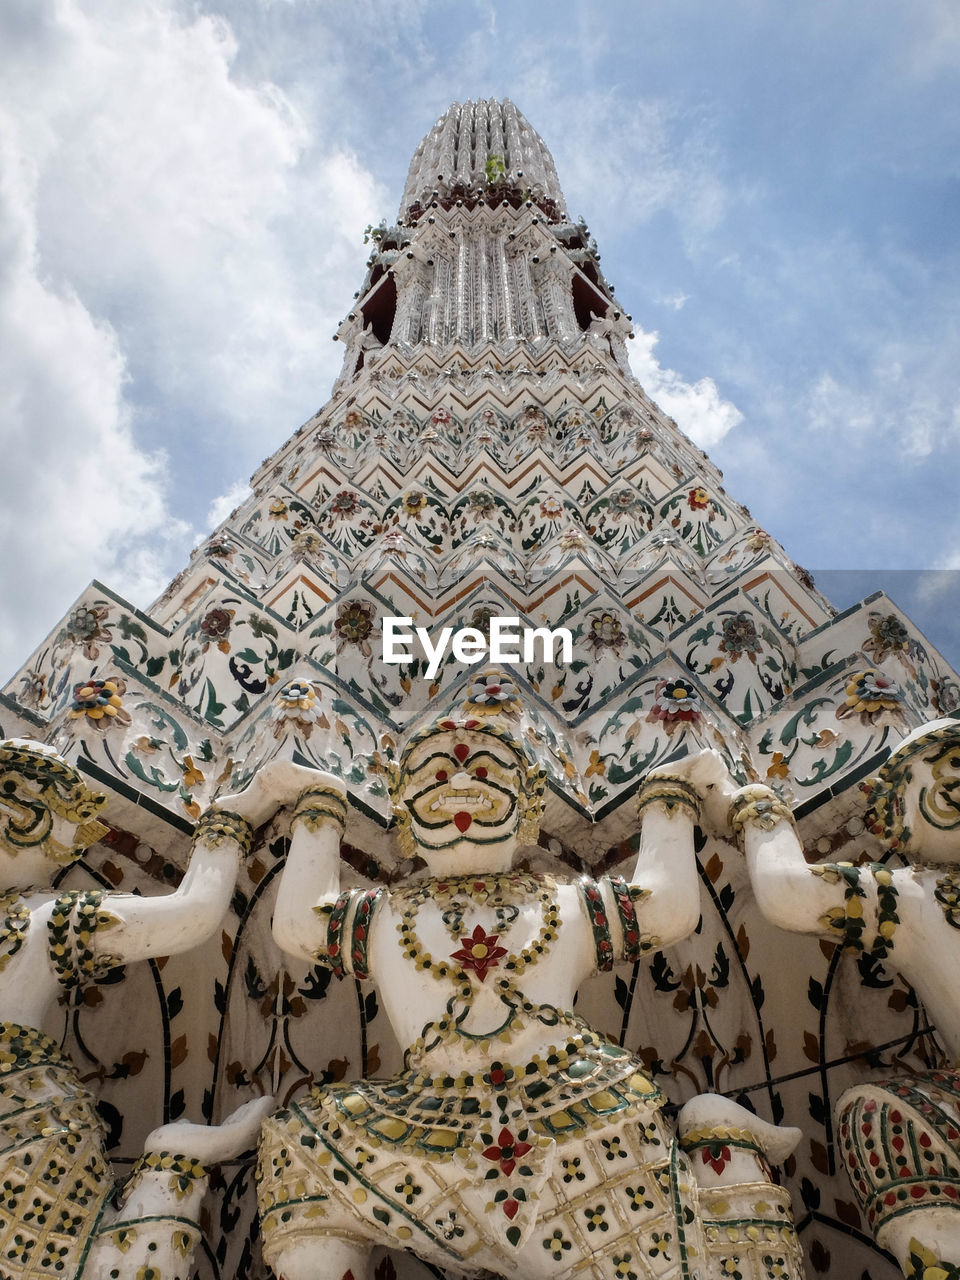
<box><xmin>635</xmin><ymin>775</ymin><xmax>701</xmax><ymax>821</ymax></box>
<box><xmin>292</xmin><ymin>784</ymin><xmax>348</xmax><ymax>834</ymax></box>
<box><xmin>729</xmin><ymin>785</ymin><xmax>796</xmax><ymax>839</ymax></box>
<box><xmin>194</xmin><ymin>808</ymin><xmax>255</xmax><ymax>859</ymax></box>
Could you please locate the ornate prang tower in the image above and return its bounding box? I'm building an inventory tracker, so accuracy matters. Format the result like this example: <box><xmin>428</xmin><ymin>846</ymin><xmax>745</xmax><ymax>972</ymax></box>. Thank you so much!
<box><xmin>2</xmin><ymin>100</ymin><xmax>958</xmax><ymax>1279</ymax></box>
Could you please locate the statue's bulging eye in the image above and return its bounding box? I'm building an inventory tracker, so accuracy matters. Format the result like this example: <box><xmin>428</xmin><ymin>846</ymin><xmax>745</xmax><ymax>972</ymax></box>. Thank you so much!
<box><xmin>435</xmin><ymin>769</ymin><xmax>448</xmax><ymax>781</ymax></box>
<box><xmin>475</xmin><ymin>767</ymin><xmax>488</xmax><ymax>778</ymax></box>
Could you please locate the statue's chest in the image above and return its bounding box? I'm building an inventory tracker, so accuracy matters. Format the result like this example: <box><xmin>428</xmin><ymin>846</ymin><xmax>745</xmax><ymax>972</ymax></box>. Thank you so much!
<box><xmin>413</xmin><ymin>900</ymin><xmax>549</xmax><ymax>980</ymax></box>
<box><xmin>389</xmin><ymin>875</ymin><xmax>561</xmax><ymax>992</ymax></box>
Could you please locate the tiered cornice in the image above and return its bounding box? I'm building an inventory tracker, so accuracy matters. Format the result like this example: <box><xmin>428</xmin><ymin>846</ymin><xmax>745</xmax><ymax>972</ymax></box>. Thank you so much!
<box><xmin>338</xmin><ymin>196</ymin><xmax>623</xmax><ymax>385</ymax></box>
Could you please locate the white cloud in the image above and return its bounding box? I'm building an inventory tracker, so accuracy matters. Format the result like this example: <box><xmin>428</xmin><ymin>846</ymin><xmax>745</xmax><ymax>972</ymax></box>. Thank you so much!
<box><xmin>0</xmin><ymin>114</ymin><xmax>182</xmax><ymax>674</ymax></box>
<box><xmin>905</xmin><ymin>0</ymin><xmax>960</xmax><ymax>77</ymax></box>
<box><xmin>625</xmin><ymin>328</ymin><xmax>743</xmax><ymax>449</ymax></box>
<box><xmin>541</xmin><ymin>92</ymin><xmax>729</xmax><ymax>251</ymax></box>
<box><xmin>0</xmin><ymin>0</ymin><xmax>385</xmax><ymax>678</ymax></box>
<box><xmin>3</xmin><ymin>1</ymin><xmax>383</xmax><ymax>437</ymax></box>
<box><xmin>806</xmin><ymin>363</ymin><xmax>959</xmax><ymax>462</ymax></box>
<box><xmin>916</xmin><ymin>567</ymin><xmax>960</xmax><ymax>604</ymax></box>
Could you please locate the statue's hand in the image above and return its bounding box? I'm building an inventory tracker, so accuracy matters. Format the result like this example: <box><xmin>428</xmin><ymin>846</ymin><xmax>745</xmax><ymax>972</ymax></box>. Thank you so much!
<box><xmin>216</xmin><ymin>762</ymin><xmax>345</xmax><ymax>830</ymax></box>
<box><xmin>648</xmin><ymin>749</ymin><xmax>739</xmax><ymax>830</ymax></box>
<box><xmin>296</xmin><ymin>770</ymin><xmax>347</xmax><ymax>800</ymax></box>
<box><xmin>144</xmin><ymin>1095</ymin><xmax>276</xmax><ymax>1164</ymax></box>
<box><xmin>728</xmin><ymin>783</ymin><xmax>795</xmax><ymax>843</ymax></box>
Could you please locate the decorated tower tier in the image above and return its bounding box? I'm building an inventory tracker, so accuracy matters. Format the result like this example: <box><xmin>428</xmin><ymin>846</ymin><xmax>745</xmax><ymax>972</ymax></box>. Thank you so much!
<box><xmin>1</xmin><ymin>100</ymin><xmax>957</xmax><ymax>1280</ymax></box>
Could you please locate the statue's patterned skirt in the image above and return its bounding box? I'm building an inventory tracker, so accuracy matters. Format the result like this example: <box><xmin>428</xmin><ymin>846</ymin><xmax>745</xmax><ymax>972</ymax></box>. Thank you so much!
<box><xmin>258</xmin><ymin>1029</ymin><xmax>706</xmax><ymax>1279</ymax></box>
<box><xmin>0</xmin><ymin>1022</ymin><xmax>111</xmax><ymax>1277</ymax></box>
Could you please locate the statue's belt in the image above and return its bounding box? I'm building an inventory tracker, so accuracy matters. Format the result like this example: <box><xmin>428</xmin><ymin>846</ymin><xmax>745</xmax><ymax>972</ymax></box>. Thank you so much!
<box><xmin>312</xmin><ymin>1029</ymin><xmax>664</xmax><ymax>1154</ymax></box>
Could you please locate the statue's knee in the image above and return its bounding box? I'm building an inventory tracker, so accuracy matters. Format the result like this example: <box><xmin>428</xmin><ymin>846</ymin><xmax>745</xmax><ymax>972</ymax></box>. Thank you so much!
<box><xmin>838</xmin><ymin>1072</ymin><xmax>960</xmax><ymax>1243</ymax></box>
<box><xmin>267</xmin><ymin>1237</ymin><xmax>371</xmax><ymax>1280</ymax></box>
<box><xmin>678</xmin><ymin>1093</ymin><xmax>801</xmax><ymax>1188</ymax></box>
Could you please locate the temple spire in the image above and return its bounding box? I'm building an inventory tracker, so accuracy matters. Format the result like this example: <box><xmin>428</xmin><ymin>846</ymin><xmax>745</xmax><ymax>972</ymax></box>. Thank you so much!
<box><xmin>399</xmin><ymin>98</ymin><xmax>566</xmax><ymax>218</ymax></box>
<box><xmin>341</xmin><ymin>98</ymin><xmax>622</xmax><ymax>370</ymax></box>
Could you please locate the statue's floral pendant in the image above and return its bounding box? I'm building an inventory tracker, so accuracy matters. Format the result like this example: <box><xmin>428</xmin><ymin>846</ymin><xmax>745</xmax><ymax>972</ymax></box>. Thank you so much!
<box><xmin>449</xmin><ymin>925</ymin><xmax>507</xmax><ymax>981</ymax></box>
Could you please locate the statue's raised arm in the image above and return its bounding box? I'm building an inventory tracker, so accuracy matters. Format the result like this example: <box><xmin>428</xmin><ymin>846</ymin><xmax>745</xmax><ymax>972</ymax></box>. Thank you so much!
<box><xmin>270</xmin><ymin>772</ymin><xmax>349</xmax><ymax>963</ymax></box>
<box><xmin>70</xmin><ymin>757</ymin><xmax>324</xmax><ymax>969</ymax></box>
<box><xmin>735</xmin><ymin>718</ymin><xmax>960</xmax><ymax>1280</ymax></box>
<box><xmin>0</xmin><ymin>738</ymin><xmax>282</xmax><ymax>1280</ymax></box>
<box><xmin>627</xmin><ymin>748</ymin><xmax>737</xmax><ymax>949</ymax></box>
<box><xmin>730</xmin><ymin>779</ymin><xmax>894</xmax><ymax>945</ymax></box>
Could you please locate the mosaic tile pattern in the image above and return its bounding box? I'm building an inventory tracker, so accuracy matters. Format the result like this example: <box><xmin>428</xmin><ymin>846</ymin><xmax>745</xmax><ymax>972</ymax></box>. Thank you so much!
<box><xmin>1</xmin><ymin>98</ymin><xmax>959</xmax><ymax>1279</ymax></box>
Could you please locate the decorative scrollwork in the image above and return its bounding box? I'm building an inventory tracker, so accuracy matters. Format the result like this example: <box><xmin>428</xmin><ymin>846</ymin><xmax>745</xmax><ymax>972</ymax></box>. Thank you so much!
<box><xmin>0</xmin><ymin>741</ymin><xmax>107</xmax><ymax>864</ymax></box>
<box><xmin>865</xmin><ymin>723</ymin><xmax>960</xmax><ymax>848</ymax></box>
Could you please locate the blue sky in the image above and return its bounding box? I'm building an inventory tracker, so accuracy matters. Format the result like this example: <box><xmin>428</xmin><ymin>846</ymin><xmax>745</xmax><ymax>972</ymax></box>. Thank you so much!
<box><xmin>0</xmin><ymin>0</ymin><xmax>957</xmax><ymax>677</ymax></box>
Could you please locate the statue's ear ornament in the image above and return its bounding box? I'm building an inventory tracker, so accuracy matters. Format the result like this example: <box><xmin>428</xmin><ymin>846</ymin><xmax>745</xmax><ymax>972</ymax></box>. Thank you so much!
<box><xmin>517</xmin><ymin>762</ymin><xmax>547</xmax><ymax>846</ymax></box>
<box><xmin>383</xmin><ymin>757</ymin><xmax>403</xmax><ymax>807</ymax></box>
<box><xmin>0</xmin><ymin>739</ymin><xmax>108</xmax><ymax>865</ymax></box>
<box><xmin>384</xmin><ymin>758</ymin><xmax>415</xmax><ymax>858</ymax></box>
<box><xmin>861</xmin><ymin>719</ymin><xmax>960</xmax><ymax>858</ymax></box>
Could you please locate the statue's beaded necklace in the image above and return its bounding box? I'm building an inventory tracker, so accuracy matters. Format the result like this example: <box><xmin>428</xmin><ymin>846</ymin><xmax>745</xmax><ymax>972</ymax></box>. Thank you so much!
<box><xmin>395</xmin><ymin>873</ymin><xmax>559</xmax><ymax>978</ymax></box>
<box><xmin>392</xmin><ymin>874</ymin><xmax>563</xmax><ymax>1055</ymax></box>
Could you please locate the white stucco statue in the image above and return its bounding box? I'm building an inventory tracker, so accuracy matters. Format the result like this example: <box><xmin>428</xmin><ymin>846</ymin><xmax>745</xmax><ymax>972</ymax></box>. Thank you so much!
<box><xmin>734</xmin><ymin>717</ymin><xmax>960</xmax><ymax>1280</ymax></box>
<box><xmin>0</xmin><ymin>738</ymin><xmax>275</xmax><ymax>1279</ymax></box>
<box><xmin>257</xmin><ymin>678</ymin><xmax>805</xmax><ymax>1280</ymax></box>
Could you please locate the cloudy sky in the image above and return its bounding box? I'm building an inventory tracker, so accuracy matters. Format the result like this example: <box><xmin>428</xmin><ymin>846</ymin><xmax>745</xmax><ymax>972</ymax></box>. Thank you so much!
<box><xmin>1</xmin><ymin>0</ymin><xmax>958</xmax><ymax>679</ymax></box>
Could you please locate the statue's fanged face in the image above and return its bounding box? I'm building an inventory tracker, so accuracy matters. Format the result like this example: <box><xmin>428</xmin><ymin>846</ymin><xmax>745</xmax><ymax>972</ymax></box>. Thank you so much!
<box><xmin>399</xmin><ymin>731</ymin><xmax>523</xmax><ymax>853</ymax></box>
<box><xmin>865</xmin><ymin>720</ymin><xmax>960</xmax><ymax>865</ymax></box>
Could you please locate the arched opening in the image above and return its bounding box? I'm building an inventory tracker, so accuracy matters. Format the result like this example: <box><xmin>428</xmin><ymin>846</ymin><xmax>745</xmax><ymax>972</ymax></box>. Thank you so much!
<box><xmin>572</xmin><ymin>272</ymin><xmax>609</xmax><ymax>332</ymax></box>
<box><xmin>360</xmin><ymin>274</ymin><xmax>398</xmax><ymax>345</ymax></box>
